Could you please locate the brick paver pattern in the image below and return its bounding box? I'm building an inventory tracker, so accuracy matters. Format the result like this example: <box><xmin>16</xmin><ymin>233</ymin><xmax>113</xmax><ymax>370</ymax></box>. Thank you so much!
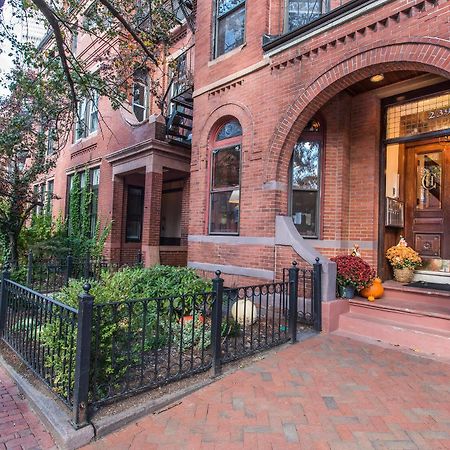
<box><xmin>87</xmin><ymin>335</ymin><xmax>450</xmax><ymax>450</ymax></box>
<box><xmin>0</xmin><ymin>366</ymin><xmax>55</xmax><ymax>450</ymax></box>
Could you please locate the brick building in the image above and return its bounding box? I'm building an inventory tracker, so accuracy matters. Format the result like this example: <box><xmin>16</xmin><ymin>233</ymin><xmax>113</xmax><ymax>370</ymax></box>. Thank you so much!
<box><xmin>186</xmin><ymin>0</ymin><xmax>449</xmax><ymax>338</ymax></box>
<box><xmin>45</xmin><ymin>0</ymin><xmax>449</xmax><ymax>348</ymax></box>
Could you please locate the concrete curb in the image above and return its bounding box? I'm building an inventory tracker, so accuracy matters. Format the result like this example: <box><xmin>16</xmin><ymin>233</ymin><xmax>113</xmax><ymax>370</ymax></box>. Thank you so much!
<box><xmin>92</xmin><ymin>378</ymin><xmax>215</xmax><ymax>439</ymax></box>
<box><xmin>0</xmin><ymin>355</ymin><xmax>95</xmax><ymax>450</ymax></box>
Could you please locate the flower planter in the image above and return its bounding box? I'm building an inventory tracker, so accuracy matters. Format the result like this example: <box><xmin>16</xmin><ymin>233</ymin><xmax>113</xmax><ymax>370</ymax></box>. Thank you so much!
<box><xmin>338</xmin><ymin>285</ymin><xmax>355</xmax><ymax>299</ymax></box>
<box><xmin>393</xmin><ymin>268</ymin><xmax>414</xmax><ymax>283</ymax></box>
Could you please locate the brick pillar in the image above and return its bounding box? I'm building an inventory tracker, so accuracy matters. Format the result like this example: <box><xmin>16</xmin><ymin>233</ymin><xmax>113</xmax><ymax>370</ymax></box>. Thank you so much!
<box><xmin>141</xmin><ymin>171</ymin><xmax>163</xmax><ymax>266</ymax></box>
<box><xmin>107</xmin><ymin>176</ymin><xmax>125</xmax><ymax>264</ymax></box>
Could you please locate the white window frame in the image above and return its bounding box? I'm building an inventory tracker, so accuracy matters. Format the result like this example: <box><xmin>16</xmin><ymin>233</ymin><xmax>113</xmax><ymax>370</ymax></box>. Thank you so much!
<box><xmin>132</xmin><ymin>76</ymin><xmax>149</xmax><ymax>122</ymax></box>
<box><xmin>74</xmin><ymin>93</ymin><xmax>99</xmax><ymax>142</ymax></box>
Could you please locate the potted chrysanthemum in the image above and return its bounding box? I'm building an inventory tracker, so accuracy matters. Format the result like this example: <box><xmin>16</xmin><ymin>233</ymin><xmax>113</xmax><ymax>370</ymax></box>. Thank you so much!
<box><xmin>330</xmin><ymin>255</ymin><xmax>375</xmax><ymax>299</ymax></box>
<box><xmin>385</xmin><ymin>237</ymin><xmax>422</xmax><ymax>283</ymax></box>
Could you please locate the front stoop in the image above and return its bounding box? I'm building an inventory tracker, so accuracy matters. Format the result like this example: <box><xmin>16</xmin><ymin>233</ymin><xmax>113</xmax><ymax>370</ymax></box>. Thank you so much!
<box><xmin>334</xmin><ymin>285</ymin><xmax>450</xmax><ymax>358</ymax></box>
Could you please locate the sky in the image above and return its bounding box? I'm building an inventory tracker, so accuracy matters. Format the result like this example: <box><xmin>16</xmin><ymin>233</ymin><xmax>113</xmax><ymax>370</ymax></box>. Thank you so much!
<box><xmin>0</xmin><ymin>0</ymin><xmax>47</xmax><ymax>96</ymax></box>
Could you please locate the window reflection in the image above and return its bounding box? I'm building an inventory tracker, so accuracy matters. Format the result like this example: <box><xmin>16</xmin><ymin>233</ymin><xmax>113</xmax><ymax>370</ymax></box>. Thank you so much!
<box><xmin>291</xmin><ymin>137</ymin><xmax>321</xmax><ymax>238</ymax></box>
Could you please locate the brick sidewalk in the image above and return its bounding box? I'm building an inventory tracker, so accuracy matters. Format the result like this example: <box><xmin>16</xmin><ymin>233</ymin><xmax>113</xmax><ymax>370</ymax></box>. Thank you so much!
<box><xmin>0</xmin><ymin>366</ymin><xmax>55</xmax><ymax>450</ymax></box>
<box><xmin>86</xmin><ymin>334</ymin><xmax>450</xmax><ymax>450</ymax></box>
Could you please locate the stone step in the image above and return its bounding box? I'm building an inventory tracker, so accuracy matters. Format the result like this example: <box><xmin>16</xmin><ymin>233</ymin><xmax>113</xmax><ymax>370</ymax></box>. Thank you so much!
<box><xmin>337</xmin><ymin>311</ymin><xmax>450</xmax><ymax>358</ymax></box>
<box><xmin>381</xmin><ymin>280</ymin><xmax>450</xmax><ymax>307</ymax></box>
<box><xmin>349</xmin><ymin>297</ymin><xmax>450</xmax><ymax>332</ymax></box>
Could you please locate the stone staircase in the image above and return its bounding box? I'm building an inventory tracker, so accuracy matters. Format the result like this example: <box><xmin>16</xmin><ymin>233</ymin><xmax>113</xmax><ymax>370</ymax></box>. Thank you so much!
<box><xmin>334</xmin><ymin>281</ymin><xmax>450</xmax><ymax>358</ymax></box>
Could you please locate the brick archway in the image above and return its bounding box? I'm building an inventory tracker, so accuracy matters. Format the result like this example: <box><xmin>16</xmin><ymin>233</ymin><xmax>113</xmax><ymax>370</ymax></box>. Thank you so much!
<box><xmin>264</xmin><ymin>39</ymin><xmax>450</xmax><ymax>187</ymax></box>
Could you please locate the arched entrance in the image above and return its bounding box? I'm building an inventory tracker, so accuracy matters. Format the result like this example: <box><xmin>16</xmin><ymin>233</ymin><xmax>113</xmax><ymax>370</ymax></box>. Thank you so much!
<box><xmin>268</xmin><ymin>41</ymin><xmax>450</xmax><ymax>281</ymax></box>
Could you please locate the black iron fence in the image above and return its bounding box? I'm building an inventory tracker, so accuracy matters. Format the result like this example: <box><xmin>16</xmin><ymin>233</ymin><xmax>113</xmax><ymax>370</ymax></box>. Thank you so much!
<box><xmin>0</xmin><ymin>271</ymin><xmax>78</xmax><ymax>407</ymax></box>
<box><xmin>24</xmin><ymin>251</ymin><xmax>143</xmax><ymax>294</ymax></box>
<box><xmin>0</xmin><ymin>260</ymin><xmax>322</xmax><ymax>428</ymax></box>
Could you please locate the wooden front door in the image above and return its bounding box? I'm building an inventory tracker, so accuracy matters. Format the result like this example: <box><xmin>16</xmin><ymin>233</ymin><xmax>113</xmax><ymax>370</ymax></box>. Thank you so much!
<box><xmin>405</xmin><ymin>140</ymin><xmax>450</xmax><ymax>260</ymax></box>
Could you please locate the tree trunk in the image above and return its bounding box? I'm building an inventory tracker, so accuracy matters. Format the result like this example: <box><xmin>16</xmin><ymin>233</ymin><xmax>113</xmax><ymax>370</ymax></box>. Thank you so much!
<box><xmin>8</xmin><ymin>232</ymin><xmax>19</xmax><ymax>270</ymax></box>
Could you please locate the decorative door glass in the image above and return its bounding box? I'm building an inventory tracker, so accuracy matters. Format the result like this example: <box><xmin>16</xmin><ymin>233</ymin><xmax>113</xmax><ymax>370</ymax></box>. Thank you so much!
<box><xmin>416</xmin><ymin>152</ymin><xmax>442</xmax><ymax>210</ymax></box>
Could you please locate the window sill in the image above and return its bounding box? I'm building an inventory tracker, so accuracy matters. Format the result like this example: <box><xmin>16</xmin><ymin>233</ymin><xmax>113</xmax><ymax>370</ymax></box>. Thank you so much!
<box><xmin>209</xmin><ymin>43</ymin><xmax>246</xmax><ymax>67</ymax></box>
<box><xmin>209</xmin><ymin>232</ymin><xmax>240</xmax><ymax>236</ymax></box>
<box><xmin>72</xmin><ymin>131</ymin><xmax>98</xmax><ymax>147</ymax></box>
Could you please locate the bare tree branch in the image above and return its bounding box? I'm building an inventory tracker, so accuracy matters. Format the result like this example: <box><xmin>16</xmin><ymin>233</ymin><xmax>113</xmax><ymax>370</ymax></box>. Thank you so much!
<box><xmin>96</xmin><ymin>0</ymin><xmax>159</xmax><ymax>65</ymax></box>
<box><xmin>31</xmin><ymin>0</ymin><xmax>77</xmax><ymax>103</ymax></box>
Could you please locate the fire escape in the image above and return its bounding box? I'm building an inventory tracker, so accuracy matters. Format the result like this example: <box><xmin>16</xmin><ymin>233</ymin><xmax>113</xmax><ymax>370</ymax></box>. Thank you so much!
<box><xmin>163</xmin><ymin>1</ymin><xmax>195</xmax><ymax>147</ymax></box>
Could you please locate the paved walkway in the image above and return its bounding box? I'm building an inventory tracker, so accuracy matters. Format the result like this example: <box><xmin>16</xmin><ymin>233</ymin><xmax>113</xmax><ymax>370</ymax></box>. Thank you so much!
<box><xmin>86</xmin><ymin>334</ymin><xmax>450</xmax><ymax>450</ymax></box>
<box><xmin>0</xmin><ymin>366</ymin><xmax>55</xmax><ymax>450</ymax></box>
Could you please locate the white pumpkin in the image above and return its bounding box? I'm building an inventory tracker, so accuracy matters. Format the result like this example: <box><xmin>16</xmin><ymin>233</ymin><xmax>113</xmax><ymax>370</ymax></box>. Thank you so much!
<box><xmin>231</xmin><ymin>300</ymin><xmax>258</xmax><ymax>325</ymax></box>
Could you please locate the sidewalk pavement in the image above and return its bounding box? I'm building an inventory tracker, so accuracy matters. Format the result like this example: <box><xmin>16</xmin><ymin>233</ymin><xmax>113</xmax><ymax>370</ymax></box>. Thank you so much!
<box><xmin>85</xmin><ymin>334</ymin><xmax>450</xmax><ymax>450</ymax></box>
<box><xmin>0</xmin><ymin>365</ymin><xmax>56</xmax><ymax>450</ymax></box>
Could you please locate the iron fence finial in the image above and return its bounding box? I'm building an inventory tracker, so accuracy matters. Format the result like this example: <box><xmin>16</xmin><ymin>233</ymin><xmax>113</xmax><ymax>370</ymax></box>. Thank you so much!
<box><xmin>292</xmin><ymin>260</ymin><xmax>298</xmax><ymax>267</ymax></box>
<box><xmin>215</xmin><ymin>270</ymin><xmax>222</xmax><ymax>278</ymax></box>
<box><xmin>83</xmin><ymin>283</ymin><xmax>91</xmax><ymax>294</ymax></box>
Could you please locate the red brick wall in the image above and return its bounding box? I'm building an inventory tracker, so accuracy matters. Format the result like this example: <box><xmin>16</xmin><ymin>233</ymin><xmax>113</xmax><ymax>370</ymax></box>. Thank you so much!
<box><xmin>189</xmin><ymin>0</ymin><xmax>450</xmax><ymax>285</ymax></box>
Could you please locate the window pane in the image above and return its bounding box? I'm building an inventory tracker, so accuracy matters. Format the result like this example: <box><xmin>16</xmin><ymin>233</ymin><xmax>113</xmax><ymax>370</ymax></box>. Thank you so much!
<box><xmin>292</xmin><ymin>141</ymin><xmax>320</xmax><ymax>190</ymax></box>
<box><xmin>133</xmin><ymin>82</ymin><xmax>147</xmax><ymax>122</ymax></box>
<box><xmin>217</xmin><ymin>0</ymin><xmax>245</xmax><ymax>17</ymax></box>
<box><xmin>216</xmin><ymin>6</ymin><xmax>245</xmax><ymax>56</ymax></box>
<box><xmin>91</xmin><ymin>168</ymin><xmax>100</xmax><ymax>186</ymax></box>
<box><xmin>216</xmin><ymin>120</ymin><xmax>242</xmax><ymax>141</ymax></box>
<box><xmin>210</xmin><ymin>190</ymin><xmax>239</xmax><ymax>233</ymax></box>
<box><xmin>292</xmin><ymin>190</ymin><xmax>318</xmax><ymax>237</ymax></box>
<box><xmin>89</xmin><ymin>93</ymin><xmax>99</xmax><ymax>132</ymax></box>
<box><xmin>288</xmin><ymin>0</ymin><xmax>322</xmax><ymax>31</ymax></box>
<box><xmin>212</xmin><ymin>145</ymin><xmax>240</xmax><ymax>189</ymax></box>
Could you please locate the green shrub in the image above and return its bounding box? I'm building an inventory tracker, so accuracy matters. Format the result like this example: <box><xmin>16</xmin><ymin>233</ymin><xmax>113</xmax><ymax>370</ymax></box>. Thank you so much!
<box><xmin>41</xmin><ymin>265</ymin><xmax>213</xmax><ymax>398</ymax></box>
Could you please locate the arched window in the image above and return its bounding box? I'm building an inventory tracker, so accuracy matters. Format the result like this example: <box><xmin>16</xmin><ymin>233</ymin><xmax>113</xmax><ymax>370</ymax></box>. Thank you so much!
<box><xmin>209</xmin><ymin>119</ymin><xmax>242</xmax><ymax>234</ymax></box>
<box><xmin>132</xmin><ymin>68</ymin><xmax>149</xmax><ymax>122</ymax></box>
<box><xmin>290</xmin><ymin>118</ymin><xmax>323</xmax><ymax>238</ymax></box>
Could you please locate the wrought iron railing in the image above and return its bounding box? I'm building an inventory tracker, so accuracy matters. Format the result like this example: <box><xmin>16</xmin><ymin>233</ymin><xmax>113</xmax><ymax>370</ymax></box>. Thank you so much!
<box><xmin>89</xmin><ymin>291</ymin><xmax>213</xmax><ymax>407</ymax></box>
<box><xmin>23</xmin><ymin>251</ymin><xmax>143</xmax><ymax>294</ymax></box>
<box><xmin>0</xmin><ymin>260</ymin><xmax>322</xmax><ymax>428</ymax></box>
<box><xmin>0</xmin><ymin>276</ymin><xmax>78</xmax><ymax>407</ymax></box>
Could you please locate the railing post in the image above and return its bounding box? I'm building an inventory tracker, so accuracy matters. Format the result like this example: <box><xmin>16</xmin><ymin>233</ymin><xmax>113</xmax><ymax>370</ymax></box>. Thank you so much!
<box><xmin>26</xmin><ymin>251</ymin><xmax>33</xmax><ymax>287</ymax></box>
<box><xmin>288</xmin><ymin>261</ymin><xmax>299</xmax><ymax>344</ymax></box>
<box><xmin>0</xmin><ymin>264</ymin><xmax>10</xmax><ymax>337</ymax></box>
<box><xmin>72</xmin><ymin>283</ymin><xmax>94</xmax><ymax>428</ymax></box>
<box><xmin>313</xmin><ymin>257</ymin><xmax>322</xmax><ymax>332</ymax></box>
<box><xmin>65</xmin><ymin>254</ymin><xmax>73</xmax><ymax>286</ymax></box>
<box><xmin>83</xmin><ymin>251</ymin><xmax>90</xmax><ymax>279</ymax></box>
<box><xmin>211</xmin><ymin>270</ymin><xmax>223</xmax><ymax>377</ymax></box>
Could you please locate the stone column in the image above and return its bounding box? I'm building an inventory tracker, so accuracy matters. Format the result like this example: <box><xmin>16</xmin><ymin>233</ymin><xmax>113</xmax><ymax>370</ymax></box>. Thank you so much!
<box><xmin>141</xmin><ymin>171</ymin><xmax>163</xmax><ymax>266</ymax></box>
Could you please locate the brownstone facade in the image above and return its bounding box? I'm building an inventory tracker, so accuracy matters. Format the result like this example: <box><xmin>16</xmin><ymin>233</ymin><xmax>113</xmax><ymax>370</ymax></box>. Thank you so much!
<box><xmin>45</xmin><ymin>0</ymin><xmax>449</xmax><ymax>326</ymax></box>
<box><xmin>187</xmin><ymin>0</ymin><xmax>450</xmax><ymax>307</ymax></box>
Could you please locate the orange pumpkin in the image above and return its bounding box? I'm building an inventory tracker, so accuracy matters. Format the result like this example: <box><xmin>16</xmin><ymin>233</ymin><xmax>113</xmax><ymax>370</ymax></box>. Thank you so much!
<box><xmin>360</xmin><ymin>278</ymin><xmax>384</xmax><ymax>299</ymax></box>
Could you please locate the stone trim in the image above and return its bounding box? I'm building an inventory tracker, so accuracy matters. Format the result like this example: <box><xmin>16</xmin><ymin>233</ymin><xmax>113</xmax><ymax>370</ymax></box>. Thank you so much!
<box><xmin>313</xmin><ymin>240</ymin><xmax>377</xmax><ymax>250</ymax></box>
<box><xmin>275</xmin><ymin>216</ymin><xmax>337</xmax><ymax>301</ymax></box>
<box><xmin>265</xmin><ymin>0</ymin><xmax>392</xmax><ymax>58</ymax></box>
<box><xmin>193</xmin><ymin>59</ymin><xmax>269</xmax><ymax>98</ymax></box>
<box><xmin>188</xmin><ymin>235</ymin><xmax>275</xmax><ymax>246</ymax></box>
<box><xmin>188</xmin><ymin>262</ymin><xmax>274</xmax><ymax>280</ymax></box>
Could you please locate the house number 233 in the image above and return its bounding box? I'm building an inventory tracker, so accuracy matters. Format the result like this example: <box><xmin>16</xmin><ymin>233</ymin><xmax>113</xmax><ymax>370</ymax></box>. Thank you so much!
<box><xmin>428</xmin><ymin>108</ymin><xmax>450</xmax><ymax>120</ymax></box>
